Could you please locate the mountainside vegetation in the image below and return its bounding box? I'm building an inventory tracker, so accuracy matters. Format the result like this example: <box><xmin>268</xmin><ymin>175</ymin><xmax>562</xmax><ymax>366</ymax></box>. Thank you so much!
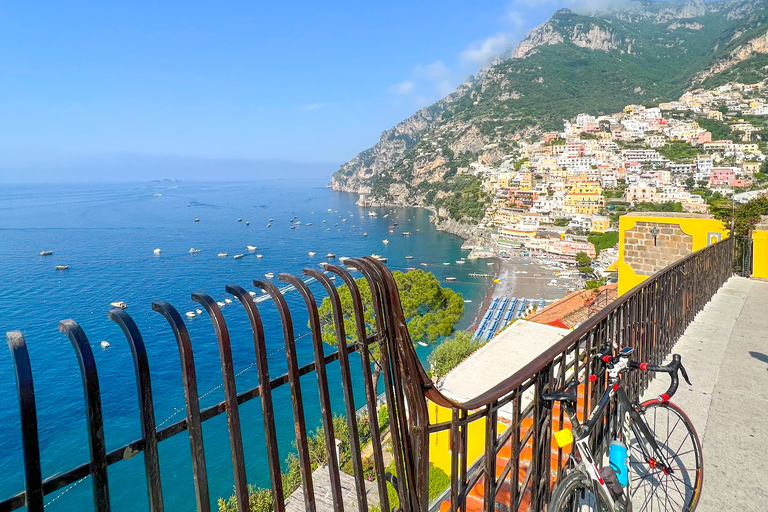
<box><xmin>332</xmin><ymin>0</ymin><xmax>768</xmax><ymax>223</ymax></box>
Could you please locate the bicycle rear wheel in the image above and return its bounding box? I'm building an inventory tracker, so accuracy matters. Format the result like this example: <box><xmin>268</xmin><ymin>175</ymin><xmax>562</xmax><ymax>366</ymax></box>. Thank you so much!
<box><xmin>628</xmin><ymin>401</ymin><xmax>703</xmax><ymax>512</ymax></box>
<box><xmin>549</xmin><ymin>471</ymin><xmax>612</xmax><ymax>512</ymax></box>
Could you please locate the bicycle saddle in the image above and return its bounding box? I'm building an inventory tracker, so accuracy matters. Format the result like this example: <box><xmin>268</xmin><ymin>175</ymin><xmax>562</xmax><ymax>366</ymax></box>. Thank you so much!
<box><xmin>541</xmin><ymin>379</ymin><xmax>578</xmax><ymax>406</ymax></box>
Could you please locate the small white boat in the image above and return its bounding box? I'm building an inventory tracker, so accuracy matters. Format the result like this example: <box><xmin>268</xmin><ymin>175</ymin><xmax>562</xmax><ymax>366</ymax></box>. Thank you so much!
<box><xmin>40</xmin><ymin>250</ymin><xmax>53</xmax><ymax>256</ymax></box>
<box><xmin>217</xmin><ymin>301</ymin><xmax>226</xmax><ymax>307</ymax></box>
<box><xmin>446</xmin><ymin>277</ymin><xmax>456</xmax><ymax>282</ymax></box>
<box><xmin>185</xmin><ymin>311</ymin><xmax>196</xmax><ymax>318</ymax></box>
<box><xmin>110</xmin><ymin>301</ymin><xmax>127</xmax><ymax>309</ymax></box>
<box><xmin>100</xmin><ymin>341</ymin><xmax>110</xmax><ymax>349</ymax></box>
<box><xmin>443</xmin><ymin>262</ymin><xmax>450</xmax><ymax>266</ymax></box>
<box><xmin>363</xmin><ymin>232</ymin><xmax>368</xmax><ymax>237</ymax></box>
<box><xmin>417</xmin><ymin>341</ymin><xmax>428</xmax><ymax>347</ymax></box>
<box><xmin>295</xmin><ymin>221</ymin><xmax>301</xmax><ymax>225</ymax></box>
<box><xmin>306</xmin><ymin>222</ymin><xmax>312</xmax><ymax>226</ymax></box>
<box><xmin>326</xmin><ymin>253</ymin><xmax>336</xmax><ymax>258</ymax></box>
<box><xmin>55</xmin><ymin>265</ymin><xmax>69</xmax><ymax>270</ymax></box>
<box><xmin>339</xmin><ymin>256</ymin><xmax>350</xmax><ymax>262</ymax></box>
<box><xmin>153</xmin><ymin>248</ymin><xmax>161</xmax><ymax>255</ymax></box>
<box><xmin>269</xmin><ymin>218</ymin><xmax>274</xmax><ymax>222</ymax></box>
<box><xmin>420</xmin><ymin>263</ymin><xmax>428</xmax><ymax>266</ymax></box>
<box><xmin>323</xmin><ymin>220</ymin><xmax>327</xmax><ymax>223</ymax></box>
<box><xmin>402</xmin><ymin>232</ymin><xmax>412</xmax><ymax>236</ymax></box>
<box><xmin>189</xmin><ymin>248</ymin><xmax>201</xmax><ymax>254</ymax></box>
<box><xmin>257</xmin><ymin>254</ymin><xmax>263</xmax><ymax>258</ymax></box>
<box><xmin>224</xmin><ymin>298</ymin><xmax>233</xmax><ymax>304</ymax></box>
<box><xmin>265</xmin><ymin>272</ymin><xmax>275</xmax><ymax>279</ymax></box>
<box><xmin>326</xmin><ymin>228</ymin><xmax>330</xmax><ymax>231</ymax></box>
<box><xmin>248</xmin><ymin>291</ymin><xmax>257</xmax><ymax>297</ymax></box>
<box><xmin>196</xmin><ymin>309</ymin><xmax>203</xmax><ymax>314</ymax></box>
<box><xmin>456</xmin><ymin>260</ymin><xmax>465</xmax><ymax>264</ymax></box>
<box><xmin>218</xmin><ymin>253</ymin><xmax>228</xmax><ymax>257</ymax></box>
<box><xmin>267</xmin><ymin>224</ymin><xmax>271</xmax><ymax>227</ymax></box>
<box><xmin>371</xmin><ymin>254</ymin><xmax>387</xmax><ymax>262</ymax></box>
<box><xmin>194</xmin><ymin>218</ymin><xmax>199</xmax><ymax>222</ymax></box>
<box><xmin>233</xmin><ymin>254</ymin><xmax>244</xmax><ymax>259</ymax></box>
<box><xmin>247</xmin><ymin>245</ymin><xmax>257</xmax><ymax>251</ymax></box>
<box><xmin>238</xmin><ymin>218</ymin><xmax>242</xmax><ymax>222</ymax></box>
<box><xmin>290</xmin><ymin>225</ymin><xmax>296</xmax><ymax>229</ymax></box>
<box><xmin>405</xmin><ymin>255</ymin><xmax>413</xmax><ymax>259</ymax></box>
<box><xmin>308</xmin><ymin>251</ymin><xmax>316</xmax><ymax>256</ymax></box>
<box><xmin>382</xmin><ymin>239</ymin><xmax>389</xmax><ymax>244</ymax></box>
<box><xmin>245</xmin><ymin>221</ymin><xmax>250</xmax><ymax>225</ymax></box>
<box><xmin>464</xmin><ymin>300</ymin><xmax>472</xmax><ymax>303</ymax></box>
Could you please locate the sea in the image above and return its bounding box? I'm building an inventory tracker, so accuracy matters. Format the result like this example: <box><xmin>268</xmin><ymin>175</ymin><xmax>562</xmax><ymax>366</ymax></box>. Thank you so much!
<box><xmin>0</xmin><ymin>179</ymin><xmax>498</xmax><ymax>511</ymax></box>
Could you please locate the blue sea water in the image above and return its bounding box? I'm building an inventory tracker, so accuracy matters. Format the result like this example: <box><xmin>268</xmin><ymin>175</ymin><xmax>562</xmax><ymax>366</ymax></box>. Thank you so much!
<box><xmin>0</xmin><ymin>180</ymin><xmax>497</xmax><ymax>511</ymax></box>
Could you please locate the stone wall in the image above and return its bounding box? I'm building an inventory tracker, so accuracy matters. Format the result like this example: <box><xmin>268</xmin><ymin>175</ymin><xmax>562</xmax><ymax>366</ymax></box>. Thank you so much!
<box><xmin>623</xmin><ymin>221</ymin><xmax>693</xmax><ymax>276</ymax></box>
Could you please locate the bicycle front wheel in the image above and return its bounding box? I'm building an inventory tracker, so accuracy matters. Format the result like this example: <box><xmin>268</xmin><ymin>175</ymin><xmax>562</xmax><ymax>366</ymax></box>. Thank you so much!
<box><xmin>550</xmin><ymin>471</ymin><xmax>613</xmax><ymax>512</ymax></box>
<box><xmin>629</xmin><ymin>401</ymin><xmax>703</xmax><ymax>512</ymax></box>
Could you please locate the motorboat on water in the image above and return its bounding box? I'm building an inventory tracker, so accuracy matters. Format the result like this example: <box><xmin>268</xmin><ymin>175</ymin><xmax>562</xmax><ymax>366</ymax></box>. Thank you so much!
<box><xmin>371</xmin><ymin>254</ymin><xmax>387</xmax><ymax>263</ymax></box>
<box><xmin>247</xmin><ymin>245</ymin><xmax>257</xmax><ymax>251</ymax></box>
<box><xmin>110</xmin><ymin>301</ymin><xmax>127</xmax><ymax>309</ymax></box>
<box><xmin>382</xmin><ymin>239</ymin><xmax>389</xmax><ymax>244</ymax></box>
<box><xmin>233</xmin><ymin>254</ymin><xmax>244</xmax><ymax>259</ymax></box>
<box><xmin>185</xmin><ymin>311</ymin><xmax>196</xmax><ymax>318</ymax></box>
<box><xmin>407</xmin><ymin>267</ymin><xmax>416</xmax><ymax>271</ymax></box>
<box><xmin>402</xmin><ymin>232</ymin><xmax>412</xmax><ymax>236</ymax></box>
<box><xmin>265</xmin><ymin>272</ymin><xmax>275</xmax><ymax>279</ymax></box>
<box><xmin>100</xmin><ymin>340</ymin><xmax>110</xmax><ymax>349</ymax></box>
<box><xmin>217</xmin><ymin>301</ymin><xmax>226</xmax><ymax>307</ymax></box>
<box><xmin>420</xmin><ymin>263</ymin><xmax>428</xmax><ymax>266</ymax></box>
<box><xmin>363</xmin><ymin>232</ymin><xmax>368</xmax><ymax>237</ymax></box>
<box><xmin>306</xmin><ymin>222</ymin><xmax>312</xmax><ymax>226</ymax></box>
<box><xmin>218</xmin><ymin>253</ymin><xmax>228</xmax><ymax>257</ymax></box>
<box><xmin>248</xmin><ymin>291</ymin><xmax>257</xmax><ymax>297</ymax></box>
<box><xmin>55</xmin><ymin>265</ymin><xmax>69</xmax><ymax>270</ymax></box>
<box><xmin>339</xmin><ymin>256</ymin><xmax>350</xmax><ymax>262</ymax></box>
<box><xmin>257</xmin><ymin>254</ymin><xmax>263</xmax><ymax>258</ymax></box>
<box><xmin>40</xmin><ymin>250</ymin><xmax>53</xmax><ymax>256</ymax></box>
<box><xmin>189</xmin><ymin>248</ymin><xmax>201</xmax><ymax>254</ymax></box>
<box><xmin>153</xmin><ymin>248</ymin><xmax>162</xmax><ymax>254</ymax></box>
<box><xmin>290</xmin><ymin>225</ymin><xmax>296</xmax><ymax>229</ymax></box>
<box><xmin>308</xmin><ymin>251</ymin><xmax>316</xmax><ymax>256</ymax></box>
<box><xmin>194</xmin><ymin>218</ymin><xmax>199</xmax><ymax>222</ymax></box>
<box><xmin>326</xmin><ymin>253</ymin><xmax>336</xmax><ymax>258</ymax></box>
<box><xmin>238</xmin><ymin>218</ymin><xmax>242</xmax><ymax>222</ymax></box>
<box><xmin>417</xmin><ymin>341</ymin><xmax>428</xmax><ymax>347</ymax></box>
<box><xmin>405</xmin><ymin>255</ymin><xmax>413</xmax><ymax>259</ymax></box>
<box><xmin>456</xmin><ymin>260</ymin><xmax>465</xmax><ymax>264</ymax></box>
<box><xmin>442</xmin><ymin>262</ymin><xmax>450</xmax><ymax>266</ymax></box>
<box><xmin>196</xmin><ymin>309</ymin><xmax>203</xmax><ymax>314</ymax></box>
<box><xmin>446</xmin><ymin>277</ymin><xmax>456</xmax><ymax>282</ymax></box>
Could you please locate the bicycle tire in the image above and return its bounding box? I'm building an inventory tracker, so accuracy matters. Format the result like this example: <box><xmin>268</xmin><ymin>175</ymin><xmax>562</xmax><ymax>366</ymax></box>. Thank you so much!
<box><xmin>550</xmin><ymin>471</ymin><xmax>613</xmax><ymax>512</ymax></box>
<box><xmin>628</xmin><ymin>400</ymin><xmax>703</xmax><ymax>512</ymax></box>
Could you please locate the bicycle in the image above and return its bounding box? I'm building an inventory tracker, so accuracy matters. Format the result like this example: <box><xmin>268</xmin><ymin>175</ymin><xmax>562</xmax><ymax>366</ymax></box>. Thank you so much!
<box><xmin>542</xmin><ymin>346</ymin><xmax>703</xmax><ymax>512</ymax></box>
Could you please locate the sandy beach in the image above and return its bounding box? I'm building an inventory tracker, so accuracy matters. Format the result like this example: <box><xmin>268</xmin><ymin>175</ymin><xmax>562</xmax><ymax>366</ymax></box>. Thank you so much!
<box><xmin>466</xmin><ymin>251</ymin><xmax>582</xmax><ymax>329</ymax></box>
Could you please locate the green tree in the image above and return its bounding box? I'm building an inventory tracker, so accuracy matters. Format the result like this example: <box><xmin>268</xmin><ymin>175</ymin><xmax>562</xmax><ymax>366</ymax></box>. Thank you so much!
<box><xmin>578</xmin><ymin>266</ymin><xmax>596</xmax><ymax>276</ymax></box>
<box><xmin>428</xmin><ymin>331</ymin><xmax>485</xmax><ymax>380</ymax></box>
<box><xmin>685</xmin><ymin>177</ymin><xmax>696</xmax><ymax>189</ymax></box>
<box><xmin>575</xmin><ymin>252</ymin><xmax>592</xmax><ymax>267</ymax></box>
<box><xmin>316</xmin><ymin>270</ymin><xmax>464</xmax><ymax>389</ymax></box>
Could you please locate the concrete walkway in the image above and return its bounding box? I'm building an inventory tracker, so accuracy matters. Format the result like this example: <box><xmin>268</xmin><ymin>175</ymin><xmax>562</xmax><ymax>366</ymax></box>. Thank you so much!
<box><xmin>640</xmin><ymin>277</ymin><xmax>768</xmax><ymax>512</ymax></box>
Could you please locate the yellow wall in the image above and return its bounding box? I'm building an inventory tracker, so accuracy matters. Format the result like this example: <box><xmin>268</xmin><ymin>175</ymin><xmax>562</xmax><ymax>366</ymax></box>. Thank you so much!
<box><xmin>752</xmin><ymin>229</ymin><xmax>768</xmax><ymax>279</ymax></box>
<box><xmin>428</xmin><ymin>400</ymin><xmax>508</xmax><ymax>477</ymax></box>
<box><xmin>618</xmin><ymin>214</ymin><xmax>729</xmax><ymax>295</ymax></box>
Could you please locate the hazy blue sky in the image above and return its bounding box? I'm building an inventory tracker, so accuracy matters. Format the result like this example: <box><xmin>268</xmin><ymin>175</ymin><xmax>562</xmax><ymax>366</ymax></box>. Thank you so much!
<box><xmin>0</xmin><ymin>1</ymin><xmax>599</xmax><ymax>181</ymax></box>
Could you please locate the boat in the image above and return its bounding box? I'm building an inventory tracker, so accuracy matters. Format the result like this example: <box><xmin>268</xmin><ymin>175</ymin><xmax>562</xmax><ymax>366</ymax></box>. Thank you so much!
<box><xmin>326</xmin><ymin>228</ymin><xmax>330</xmax><ymax>231</ymax></box>
<box><xmin>185</xmin><ymin>311</ymin><xmax>196</xmax><ymax>318</ymax></box>
<box><xmin>55</xmin><ymin>265</ymin><xmax>69</xmax><ymax>270</ymax></box>
<box><xmin>446</xmin><ymin>277</ymin><xmax>456</xmax><ymax>282</ymax></box>
<box><xmin>407</xmin><ymin>267</ymin><xmax>417</xmax><ymax>271</ymax></box>
<box><xmin>245</xmin><ymin>222</ymin><xmax>249</xmax><ymax>225</ymax></box>
<box><xmin>382</xmin><ymin>239</ymin><xmax>389</xmax><ymax>244</ymax></box>
<box><xmin>153</xmin><ymin>248</ymin><xmax>161</xmax><ymax>254</ymax></box>
<box><xmin>233</xmin><ymin>254</ymin><xmax>244</xmax><ymax>259</ymax></box>
<box><xmin>456</xmin><ymin>260</ymin><xmax>465</xmax><ymax>264</ymax></box>
<box><xmin>267</xmin><ymin>224</ymin><xmax>271</xmax><ymax>227</ymax></box>
<box><xmin>194</xmin><ymin>218</ymin><xmax>199</xmax><ymax>222</ymax></box>
<box><xmin>110</xmin><ymin>301</ymin><xmax>127</xmax><ymax>309</ymax></box>
<box><xmin>247</xmin><ymin>245</ymin><xmax>257</xmax><ymax>251</ymax></box>
<box><xmin>371</xmin><ymin>254</ymin><xmax>387</xmax><ymax>263</ymax></box>
<box><xmin>388</xmin><ymin>225</ymin><xmax>395</xmax><ymax>230</ymax></box>
<box><xmin>442</xmin><ymin>262</ymin><xmax>450</xmax><ymax>266</ymax></box>
<box><xmin>100</xmin><ymin>341</ymin><xmax>110</xmax><ymax>349</ymax></box>
<box><xmin>342</xmin><ymin>219</ymin><xmax>347</xmax><ymax>222</ymax></box>
<box><xmin>405</xmin><ymin>255</ymin><xmax>413</xmax><ymax>259</ymax></box>
<box><xmin>308</xmin><ymin>251</ymin><xmax>316</xmax><ymax>256</ymax></box>
<box><xmin>402</xmin><ymin>232</ymin><xmax>412</xmax><ymax>236</ymax></box>
<box><xmin>39</xmin><ymin>251</ymin><xmax>53</xmax><ymax>256</ymax></box>
<box><xmin>248</xmin><ymin>291</ymin><xmax>257</xmax><ymax>297</ymax></box>
<box><xmin>265</xmin><ymin>272</ymin><xmax>275</xmax><ymax>279</ymax></box>
<box><xmin>323</xmin><ymin>220</ymin><xmax>327</xmax><ymax>223</ymax></box>
<box><xmin>420</xmin><ymin>263</ymin><xmax>428</xmax><ymax>266</ymax></box>
<box><xmin>417</xmin><ymin>341</ymin><xmax>428</xmax><ymax>347</ymax></box>
<box><xmin>196</xmin><ymin>309</ymin><xmax>203</xmax><ymax>314</ymax></box>
<box><xmin>269</xmin><ymin>218</ymin><xmax>274</xmax><ymax>222</ymax></box>
<box><xmin>238</xmin><ymin>218</ymin><xmax>242</xmax><ymax>222</ymax></box>
<box><xmin>368</xmin><ymin>212</ymin><xmax>377</xmax><ymax>217</ymax></box>
<box><xmin>464</xmin><ymin>300</ymin><xmax>472</xmax><ymax>303</ymax></box>
<box><xmin>339</xmin><ymin>256</ymin><xmax>350</xmax><ymax>262</ymax></box>
<box><xmin>224</xmin><ymin>298</ymin><xmax>233</xmax><ymax>304</ymax></box>
<box><xmin>189</xmin><ymin>248</ymin><xmax>201</xmax><ymax>254</ymax></box>
<box><xmin>306</xmin><ymin>222</ymin><xmax>312</xmax><ymax>226</ymax></box>
<box><xmin>218</xmin><ymin>253</ymin><xmax>228</xmax><ymax>257</ymax></box>
<box><xmin>290</xmin><ymin>225</ymin><xmax>296</xmax><ymax>229</ymax></box>
<box><xmin>363</xmin><ymin>232</ymin><xmax>368</xmax><ymax>237</ymax></box>
<box><xmin>217</xmin><ymin>301</ymin><xmax>226</xmax><ymax>307</ymax></box>
<box><xmin>257</xmin><ymin>254</ymin><xmax>263</xmax><ymax>258</ymax></box>
<box><xmin>326</xmin><ymin>253</ymin><xmax>336</xmax><ymax>258</ymax></box>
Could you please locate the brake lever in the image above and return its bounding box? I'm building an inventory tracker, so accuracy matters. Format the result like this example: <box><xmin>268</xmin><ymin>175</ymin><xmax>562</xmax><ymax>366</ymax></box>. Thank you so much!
<box><xmin>679</xmin><ymin>363</ymin><xmax>692</xmax><ymax>386</ymax></box>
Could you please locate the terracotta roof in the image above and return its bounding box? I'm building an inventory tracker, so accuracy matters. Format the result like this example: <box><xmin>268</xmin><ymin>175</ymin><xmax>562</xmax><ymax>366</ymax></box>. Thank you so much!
<box><xmin>526</xmin><ymin>283</ymin><xmax>619</xmax><ymax>329</ymax></box>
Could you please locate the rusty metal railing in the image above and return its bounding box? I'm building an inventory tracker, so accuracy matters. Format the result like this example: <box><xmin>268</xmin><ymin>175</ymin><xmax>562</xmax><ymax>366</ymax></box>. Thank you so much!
<box><xmin>2</xmin><ymin>237</ymin><xmax>735</xmax><ymax>512</ymax></box>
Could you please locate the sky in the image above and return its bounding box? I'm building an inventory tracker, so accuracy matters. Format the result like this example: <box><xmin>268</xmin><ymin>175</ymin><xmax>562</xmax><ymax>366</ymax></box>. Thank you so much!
<box><xmin>0</xmin><ymin>1</ymin><xmax>616</xmax><ymax>181</ymax></box>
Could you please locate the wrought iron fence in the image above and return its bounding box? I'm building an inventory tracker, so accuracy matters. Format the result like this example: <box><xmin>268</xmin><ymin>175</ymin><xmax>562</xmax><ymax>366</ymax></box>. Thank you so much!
<box><xmin>2</xmin><ymin>237</ymin><xmax>735</xmax><ymax>512</ymax></box>
<box><xmin>733</xmin><ymin>236</ymin><xmax>753</xmax><ymax>277</ymax></box>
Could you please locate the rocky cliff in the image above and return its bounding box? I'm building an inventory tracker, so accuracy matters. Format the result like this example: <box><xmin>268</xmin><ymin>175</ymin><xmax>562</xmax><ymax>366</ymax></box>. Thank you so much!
<box><xmin>332</xmin><ymin>0</ymin><xmax>768</xmax><ymax>222</ymax></box>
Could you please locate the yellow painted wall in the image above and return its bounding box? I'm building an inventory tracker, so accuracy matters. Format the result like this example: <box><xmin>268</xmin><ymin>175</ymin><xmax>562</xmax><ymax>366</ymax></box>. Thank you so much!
<box><xmin>618</xmin><ymin>214</ymin><xmax>729</xmax><ymax>296</ymax></box>
<box><xmin>428</xmin><ymin>400</ymin><xmax>508</xmax><ymax>477</ymax></box>
<box><xmin>752</xmin><ymin>229</ymin><xmax>768</xmax><ymax>279</ymax></box>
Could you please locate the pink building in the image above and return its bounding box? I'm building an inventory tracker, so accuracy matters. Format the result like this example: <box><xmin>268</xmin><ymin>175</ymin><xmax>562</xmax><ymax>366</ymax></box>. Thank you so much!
<box><xmin>709</xmin><ymin>167</ymin><xmax>736</xmax><ymax>186</ymax></box>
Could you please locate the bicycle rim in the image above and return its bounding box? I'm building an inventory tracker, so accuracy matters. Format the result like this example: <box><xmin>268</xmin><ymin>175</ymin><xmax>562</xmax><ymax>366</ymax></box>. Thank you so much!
<box><xmin>628</xmin><ymin>401</ymin><xmax>703</xmax><ymax>512</ymax></box>
<box><xmin>550</xmin><ymin>471</ymin><xmax>612</xmax><ymax>512</ymax></box>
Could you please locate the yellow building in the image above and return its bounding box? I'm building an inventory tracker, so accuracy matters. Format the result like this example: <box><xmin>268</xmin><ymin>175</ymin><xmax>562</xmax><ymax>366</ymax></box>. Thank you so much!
<box><xmin>617</xmin><ymin>213</ymin><xmax>729</xmax><ymax>295</ymax></box>
<box><xmin>564</xmin><ymin>181</ymin><xmax>604</xmax><ymax>215</ymax></box>
<box><xmin>590</xmin><ymin>216</ymin><xmax>611</xmax><ymax>233</ymax></box>
<box><xmin>752</xmin><ymin>218</ymin><xmax>768</xmax><ymax>279</ymax></box>
<box><xmin>742</xmin><ymin>161</ymin><xmax>761</xmax><ymax>175</ymax></box>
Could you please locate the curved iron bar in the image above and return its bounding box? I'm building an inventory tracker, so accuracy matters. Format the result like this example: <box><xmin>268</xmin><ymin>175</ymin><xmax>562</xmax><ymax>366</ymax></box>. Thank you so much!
<box><xmin>58</xmin><ymin>319</ymin><xmax>110</xmax><ymax>512</ymax></box>
<box><xmin>151</xmin><ymin>300</ymin><xmax>211</xmax><ymax>512</ymax></box>
<box><xmin>253</xmin><ymin>279</ymin><xmax>316</xmax><ymax>512</ymax></box>
<box><xmin>345</xmin><ymin>257</ymin><xmax>412</xmax><ymax>510</ymax></box>
<box><xmin>191</xmin><ymin>292</ymin><xmax>248</xmax><ymax>512</ymax></box>
<box><xmin>5</xmin><ymin>331</ymin><xmax>44</xmax><ymax>512</ymax></box>
<box><xmin>321</xmin><ymin>263</ymin><xmax>391</xmax><ymax>512</ymax></box>
<box><xmin>300</xmin><ymin>268</ymin><xmax>368</xmax><ymax>511</ymax></box>
<box><xmin>279</xmin><ymin>273</ymin><xmax>345</xmax><ymax>511</ymax></box>
<box><xmin>107</xmin><ymin>309</ymin><xmax>164</xmax><ymax>512</ymax></box>
<box><xmin>225</xmin><ymin>284</ymin><xmax>286</xmax><ymax>512</ymax></box>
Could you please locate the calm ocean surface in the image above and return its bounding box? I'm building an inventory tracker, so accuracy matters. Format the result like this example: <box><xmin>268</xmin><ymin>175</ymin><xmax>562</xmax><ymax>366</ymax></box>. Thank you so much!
<box><xmin>0</xmin><ymin>179</ymin><xmax>497</xmax><ymax>511</ymax></box>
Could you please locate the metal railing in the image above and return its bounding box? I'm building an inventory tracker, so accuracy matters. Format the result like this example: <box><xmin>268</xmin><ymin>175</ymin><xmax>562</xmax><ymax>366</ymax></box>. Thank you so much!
<box><xmin>2</xmin><ymin>237</ymin><xmax>735</xmax><ymax>512</ymax></box>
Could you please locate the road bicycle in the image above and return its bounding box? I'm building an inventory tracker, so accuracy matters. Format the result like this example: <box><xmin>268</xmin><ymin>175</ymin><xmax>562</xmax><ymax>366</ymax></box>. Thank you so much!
<box><xmin>542</xmin><ymin>346</ymin><xmax>703</xmax><ymax>512</ymax></box>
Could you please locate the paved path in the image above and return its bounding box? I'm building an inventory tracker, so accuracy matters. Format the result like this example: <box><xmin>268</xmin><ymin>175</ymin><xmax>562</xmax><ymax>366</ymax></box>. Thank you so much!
<box><xmin>640</xmin><ymin>277</ymin><xmax>768</xmax><ymax>512</ymax></box>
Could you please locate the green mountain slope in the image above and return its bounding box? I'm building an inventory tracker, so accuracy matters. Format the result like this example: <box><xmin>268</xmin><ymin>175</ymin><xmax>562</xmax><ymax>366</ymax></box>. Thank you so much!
<box><xmin>332</xmin><ymin>0</ymin><xmax>768</xmax><ymax>222</ymax></box>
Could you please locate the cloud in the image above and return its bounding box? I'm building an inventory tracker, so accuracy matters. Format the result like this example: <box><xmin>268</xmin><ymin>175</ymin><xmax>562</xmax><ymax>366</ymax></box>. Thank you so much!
<box><xmin>415</xmin><ymin>61</ymin><xmax>457</xmax><ymax>97</ymax></box>
<box><xmin>389</xmin><ymin>81</ymin><xmax>415</xmax><ymax>95</ymax></box>
<box><xmin>460</xmin><ymin>33</ymin><xmax>513</xmax><ymax>67</ymax></box>
<box><xmin>296</xmin><ymin>103</ymin><xmax>328</xmax><ymax>111</ymax></box>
